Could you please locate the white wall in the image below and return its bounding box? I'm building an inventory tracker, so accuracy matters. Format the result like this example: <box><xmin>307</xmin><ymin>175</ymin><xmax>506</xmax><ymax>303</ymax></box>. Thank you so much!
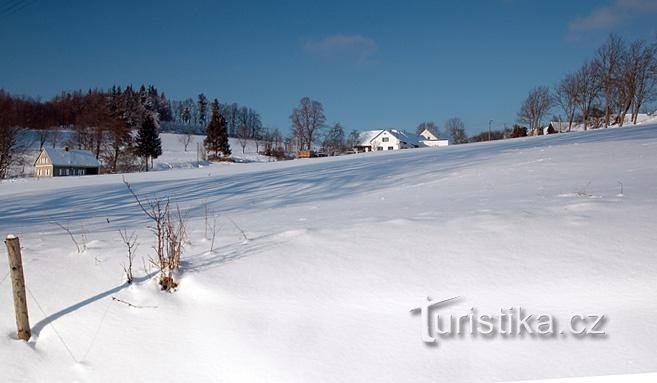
<box><xmin>371</xmin><ymin>131</ymin><xmax>401</xmax><ymax>151</ymax></box>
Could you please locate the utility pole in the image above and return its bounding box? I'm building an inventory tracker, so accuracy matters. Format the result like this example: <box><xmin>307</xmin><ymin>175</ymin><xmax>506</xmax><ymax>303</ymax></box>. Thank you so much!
<box><xmin>488</xmin><ymin>120</ymin><xmax>493</xmax><ymax>141</ymax></box>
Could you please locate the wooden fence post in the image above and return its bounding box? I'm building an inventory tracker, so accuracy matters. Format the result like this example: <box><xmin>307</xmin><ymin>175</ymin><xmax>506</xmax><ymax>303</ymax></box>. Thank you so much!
<box><xmin>5</xmin><ymin>235</ymin><xmax>30</xmax><ymax>341</ymax></box>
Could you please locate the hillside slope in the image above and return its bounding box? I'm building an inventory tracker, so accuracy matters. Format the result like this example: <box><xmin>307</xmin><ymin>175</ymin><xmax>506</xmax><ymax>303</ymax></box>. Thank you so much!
<box><xmin>1</xmin><ymin>125</ymin><xmax>657</xmax><ymax>382</ymax></box>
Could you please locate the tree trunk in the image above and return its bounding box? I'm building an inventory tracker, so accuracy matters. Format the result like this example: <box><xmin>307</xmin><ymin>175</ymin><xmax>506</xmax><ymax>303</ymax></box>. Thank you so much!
<box><xmin>633</xmin><ymin>101</ymin><xmax>642</xmax><ymax>124</ymax></box>
<box><xmin>112</xmin><ymin>145</ymin><xmax>120</xmax><ymax>173</ymax></box>
<box><xmin>619</xmin><ymin>101</ymin><xmax>630</xmax><ymax>127</ymax></box>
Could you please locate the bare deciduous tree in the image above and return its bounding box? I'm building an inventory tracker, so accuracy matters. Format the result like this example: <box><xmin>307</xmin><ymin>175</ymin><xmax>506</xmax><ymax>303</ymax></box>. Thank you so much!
<box><xmin>236</xmin><ymin>124</ymin><xmax>249</xmax><ymax>154</ymax></box>
<box><xmin>0</xmin><ymin>91</ymin><xmax>20</xmax><ymax>179</ymax></box>
<box><xmin>554</xmin><ymin>72</ymin><xmax>579</xmax><ymax>131</ymax></box>
<box><xmin>0</xmin><ymin>126</ymin><xmax>20</xmax><ymax>179</ymax></box>
<box><xmin>178</xmin><ymin>132</ymin><xmax>193</xmax><ymax>152</ymax></box>
<box><xmin>255</xmin><ymin>127</ymin><xmax>268</xmax><ymax>154</ymax></box>
<box><xmin>575</xmin><ymin>60</ymin><xmax>601</xmax><ymax>130</ymax></box>
<box><xmin>321</xmin><ymin>123</ymin><xmax>346</xmax><ymax>155</ymax></box>
<box><xmin>444</xmin><ymin>117</ymin><xmax>468</xmax><ymax>144</ymax></box>
<box><xmin>595</xmin><ymin>34</ymin><xmax>625</xmax><ymax>128</ymax></box>
<box><xmin>631</xmin><ymin>39</ymin><xmax>657</xmax><ymax>124</ymax></box>
<box><xmin>290</xmin><ymin>97</ymin><xmax>326</xmax><ymax>151</ymax></box>
<box><xmin>518</xmin><ymin>86</ymin><xmax>554</xmax><ymax>133</ymax></box>
<box><xmin>347</xmin><ymin>129</ymin><xmax>360</xmax><ymax>149</ymax></box>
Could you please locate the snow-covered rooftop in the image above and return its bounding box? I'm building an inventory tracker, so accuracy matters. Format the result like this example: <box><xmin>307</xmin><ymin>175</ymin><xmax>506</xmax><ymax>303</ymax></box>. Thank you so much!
<box><xmin>355</xmin><ymin>130</ymin><xmax>384</xmax><ymax>146</ymax></box>
<box><xmin>40</xmin><ymin>147</ymin><xmax>100</xmax><ymax>168</ymax></box>
<box><xmin>356</xmin><ymin>129</ymin><xmax>421</xmax><ymax>146</ymax></box>
<box><xmin>386</xmin><ymin>129</ymin><xmax>421</xmax><ymax>146</ymax></box>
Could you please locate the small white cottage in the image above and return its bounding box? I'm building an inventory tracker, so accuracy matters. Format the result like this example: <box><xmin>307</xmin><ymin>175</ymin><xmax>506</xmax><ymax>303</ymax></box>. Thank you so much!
<box><xmin>419</xmin><ymin>127</ymin><xmax>439</xmax><ymax>141</ymax></box>
<box><xmin>34</xmin><ymin>147</ymin><xmax>100</xmax><ymax>177</ymax></box>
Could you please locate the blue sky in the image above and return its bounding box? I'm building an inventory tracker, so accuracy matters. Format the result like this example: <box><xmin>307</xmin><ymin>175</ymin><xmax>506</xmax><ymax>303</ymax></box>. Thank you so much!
<box><xmin>1</xmin><ymin>0</ymin><xmax>656</xmax><ymax>135</ymax></box>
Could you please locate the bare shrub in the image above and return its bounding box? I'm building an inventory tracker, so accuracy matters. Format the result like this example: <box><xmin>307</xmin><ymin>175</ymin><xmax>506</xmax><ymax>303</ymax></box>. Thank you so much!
<box><xmin>119</xmin><ymin>228</ymin><xmax>138</xmax><ymax>284</ymax></box>
<box><xmin>123</xmin><ymin>178</ymin><xmax>187</xmax><ymax>291</ymax></box>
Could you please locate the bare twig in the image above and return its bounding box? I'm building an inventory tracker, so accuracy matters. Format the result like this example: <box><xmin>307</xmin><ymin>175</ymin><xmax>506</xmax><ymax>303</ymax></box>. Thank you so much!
<box><xmin>51</xmin><ymin>221</ymin><xmax>82</xmax><ymax>254</ymax></box>
<box><xmin>227</xmin><ymin>216</ymin><xmax>249</xmax><ymax>242</ymax></box>
<box><xmin>203</xmin><ymin>202</ymin><xmax>209</xmax><ymax>239</ymax></box>
<box><xmin>122</xmin><ymin>176</ymin><xmax>157</xmax><ymax>220</ymax></box>
<box><xmin>111</xmin><ymin>296</ymin><xmax>158</xmax><ymax>309</ymax></box>
<box><xmin>210</xmin><ymin>215</ymin><xmax>219</xmax><ymax>252</ymax></box>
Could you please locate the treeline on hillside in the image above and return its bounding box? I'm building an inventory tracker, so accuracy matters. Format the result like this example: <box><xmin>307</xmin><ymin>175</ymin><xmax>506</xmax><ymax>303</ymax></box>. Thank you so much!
<box><xmin>518</xmin><ymin>34</ymin><xmax>657</xmax><ymax>134</ymax></box>
<box><xmin>0</xmin><ymin>85</ymin><xmax>266</xmax><ymax>176</ymax></box>
<box><xmin>0</xmin><ymin>85</ymin><xmax>173</xmax><ymax>175</ymax></box>
<box><xmin>167</xmin><ymin>95</ymin><xmax>262</xmax><ymax>140</ymax></box>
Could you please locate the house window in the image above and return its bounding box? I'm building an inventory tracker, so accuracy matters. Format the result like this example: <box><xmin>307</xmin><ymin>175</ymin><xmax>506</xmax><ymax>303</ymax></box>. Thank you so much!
<box><xmin>382</xmin><ymin>137</ymin><xmax>389</xmax><ymax>142</ymax></box>
<box><xmin>387</xmin><ymin>146</ymin><xmax>393</xmax><ymax>150</ymax></box>
<box><xmin>377</xmin><ymin>146</ymin><xmax>383</xmax><ymax>151</ymax></box>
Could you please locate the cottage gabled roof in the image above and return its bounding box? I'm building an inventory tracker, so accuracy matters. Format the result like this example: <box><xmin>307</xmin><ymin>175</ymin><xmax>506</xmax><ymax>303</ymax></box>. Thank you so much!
<box><xmin>37</xmin><ymin>147</ymin><xmax>100</xmax><ymax>168</ymax></box>
<box><xmin>419</xmin><ymin>127</ymin><xmax>439</xmax><ymax>140</ymax></box>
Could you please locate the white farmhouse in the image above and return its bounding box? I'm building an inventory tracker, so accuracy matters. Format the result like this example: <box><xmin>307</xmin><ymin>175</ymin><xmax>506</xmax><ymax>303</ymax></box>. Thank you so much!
<box><xmin>354</xmin><ymin>129</ymin><xmax>420</xmax><ymax>152</ymax></box>
<box><xmin>354</xmin><ymin>128</ymin><xmax>448</xmax><ymax>152</ymax></box>
<box><xmin>34</xmin><ymin>147</ymin><xmax>100</xmax><ymax>177</ymax></box>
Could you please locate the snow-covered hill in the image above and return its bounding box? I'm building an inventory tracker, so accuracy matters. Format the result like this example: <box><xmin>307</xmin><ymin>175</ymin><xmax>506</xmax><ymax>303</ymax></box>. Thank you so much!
<box><xmin>153</xmin><ymin>133</ymin><xmax>273</xmax><ymax>171</ymax></box>
<box><xmin>1</xmin><ymin>124</ymin><xmax>657</xmax><ymax>382</ymax></box>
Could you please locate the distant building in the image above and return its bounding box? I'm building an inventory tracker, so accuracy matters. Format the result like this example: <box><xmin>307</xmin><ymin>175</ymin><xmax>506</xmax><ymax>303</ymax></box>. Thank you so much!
<box><xmin>354</xmin><ymin>128</ymin><xmax>448</xmax><ymax>152</ymax></box>
<box><xmin>418</xmin><ymin>127</ymin><xmax>449</xmax><ymax>147</ymax></box>
<box><xmin>34</xmin><ymin>147</ymin><xmax>100</xmax><ymax>177</ymax></box>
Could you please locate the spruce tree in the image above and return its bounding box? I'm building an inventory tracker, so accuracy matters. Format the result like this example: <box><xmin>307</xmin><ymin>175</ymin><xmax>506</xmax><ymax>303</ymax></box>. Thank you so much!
<box><xmin>204</xmin><ymin>99</ymin><xmax>231</xmax><ymax>158</ymax></box>
<box><xmin>198</xmin><ymin>93</ymin><xmax>208</xmax><ymax>126</ymax></box>
<box><xmin>135</xmin><ymin>113</ymin><xmax>162</xmax><ymax>171</ymax></box>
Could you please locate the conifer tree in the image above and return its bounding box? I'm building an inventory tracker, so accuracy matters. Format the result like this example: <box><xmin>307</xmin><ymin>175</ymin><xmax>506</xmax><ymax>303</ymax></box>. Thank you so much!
<box><xmin>135</xmin><ymin>113</ymin><xmax>162</xmax><ymax>171</ymax></box>
<box><xmin>198</xmin><ymin>93</ymin><xmax>209</xmax><ymax>126</ymax></box>
<box><xmin>204</xmin><ymin>99</ymin><xmax>231</xmax><ymax>158</ymax></box>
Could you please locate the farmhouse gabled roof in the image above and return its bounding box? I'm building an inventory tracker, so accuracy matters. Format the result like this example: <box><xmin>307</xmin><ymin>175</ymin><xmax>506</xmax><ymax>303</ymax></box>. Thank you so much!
<box><xmin>37</xmin><ymin>147</ymin><xmax>100</xmax><ymax>168</ymax></box>
<box><xmin>356</xmin><ymin>130</ymin><xmax>384</xmax><ymax>146</ymax></box>
<box><xmin>386</xmin><ymin>130</ymin><xmax>421</xmax><ymax>146</ymax></box>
